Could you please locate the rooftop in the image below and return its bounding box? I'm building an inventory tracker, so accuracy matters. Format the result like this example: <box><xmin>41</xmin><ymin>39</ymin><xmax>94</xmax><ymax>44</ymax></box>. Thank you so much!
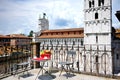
<box><xmin>38</xmin><ymin>28</ymin><xmax>84</xmax><ymax>38</ymax></box>
<box><xmin>0</xmin><ymin>34</ymin><xmax>32</xmax><ymax>39</ymax></box>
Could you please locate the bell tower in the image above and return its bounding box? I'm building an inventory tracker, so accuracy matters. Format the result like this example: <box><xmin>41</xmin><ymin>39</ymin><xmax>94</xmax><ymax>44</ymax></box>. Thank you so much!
<box><xmin>39</xmin><ymin>13</ymin><xmax>49</xmax><ymax>31</ymax></box>
<box><xmin>84</xmin><ymin>0</ymin><xmax>112</xmax><ymax>45</ymax></box>
<box><xmin>84</xmin><ymin>0</ymin><xmax>113</xmax><ymax>75</ymax></box>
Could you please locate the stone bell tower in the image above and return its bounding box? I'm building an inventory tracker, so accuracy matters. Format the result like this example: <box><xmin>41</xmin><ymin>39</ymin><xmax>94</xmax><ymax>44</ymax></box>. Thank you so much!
<box><xmin>38</xmin><ymin>13</ymin><xmax>49</xmax><ymax>31</ymax></box>
<box><xmin>83</xmin><ymin>0</ymin><xmax>113</xmax><ymax>75</ymax></box>
<box><xmin>84</xmin><ymin>0</ymin><xmax>112</xmax><ymax>45</ymax></box>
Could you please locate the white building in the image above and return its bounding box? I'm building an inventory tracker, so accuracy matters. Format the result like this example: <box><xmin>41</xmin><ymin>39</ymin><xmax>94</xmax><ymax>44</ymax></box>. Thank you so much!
<box><xmin>84</xmin><ymin>0</ymin><xmax>113</xmax><ymax>75</ymax></box>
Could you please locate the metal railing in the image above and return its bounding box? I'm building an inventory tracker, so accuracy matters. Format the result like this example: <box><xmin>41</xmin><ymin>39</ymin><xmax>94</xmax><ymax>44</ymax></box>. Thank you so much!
<box><xmin>39</xmin><ymin>44</ymin><xmax>119</xmax><ymax>77</ymax></box>
<box><xmin>0</xmin><ymin>45</ymin><xmax>32</xmax><ymax>79</ymax></box>
<box><xmin>1</xmin><ymin>44</ymin><xmax>120</xmax><ymax>79</ymax></box>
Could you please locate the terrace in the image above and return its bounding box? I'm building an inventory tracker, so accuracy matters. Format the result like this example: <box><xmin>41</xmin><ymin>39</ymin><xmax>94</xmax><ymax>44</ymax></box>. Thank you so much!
<box><xmin>1</xmin><ymin>69</ymin><xmax>117</xmax><ymax>80</ymax></box>
<box><xmin>0</xmin><ymin>45</ymin><xmax>120</xmax><ymax>80</ymax></box>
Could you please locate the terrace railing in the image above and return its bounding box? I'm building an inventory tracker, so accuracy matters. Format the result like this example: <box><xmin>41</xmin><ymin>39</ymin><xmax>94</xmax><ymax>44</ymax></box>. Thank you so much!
<box><xmin>0</xmin><ymin>45</ymin><xmax>32</xmax><ymax>79</ymax></box>
<box><xmin>1</xmin><ymin>43</ymin><xmax>120</xmax><ymax>79</ymax></box>
<box><xmin>39</xmin><ymin>44</ymin><xmax>118</xmax><ymax>77</ymax></box>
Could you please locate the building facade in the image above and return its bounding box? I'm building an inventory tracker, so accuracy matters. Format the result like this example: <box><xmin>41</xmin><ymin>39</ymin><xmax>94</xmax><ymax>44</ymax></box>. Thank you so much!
<box><xmin>0</xmin><ymin>34</ymin><xmax>32</xmax><ymax>55</ymax></box>
<box><xmin>35</xmin><ymin>28</ymin><xmax>84</xmax><ymax>66</ymax></box>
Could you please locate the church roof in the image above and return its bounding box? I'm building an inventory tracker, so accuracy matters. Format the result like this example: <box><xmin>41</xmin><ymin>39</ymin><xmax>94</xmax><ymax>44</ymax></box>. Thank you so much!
<box><xmin>7</xmin><ymin>34</ymin><xmax>31</xmax><ymax>39</ymax></box>
<box><xmin>38</xmin><ymin>28</ymin><xmax>84</xmax><ymax>38</ymax></box>
<box><xmin>38</xmin><ymin>27</ymin><xmax>120</xmax><ymax>39</ymax></box>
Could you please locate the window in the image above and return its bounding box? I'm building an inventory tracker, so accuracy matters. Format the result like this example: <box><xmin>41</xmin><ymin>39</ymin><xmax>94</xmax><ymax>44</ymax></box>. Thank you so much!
<box><xmin>98</xmin><ymin>0</ymin><xmax>101</xmax><ymax>6</ymax></box>
<box><xmin>95</xmin><ymin>12</ymin><xmax>98</xmax><ymax>19</ymax></box>
<box><xmin>92</xmin><ymin>0</ymin><xmax>94</xmax><ymax>7</ymax></box>
<box><xmin>89</xmin><ymin>1</ymin><xmax>91</xmax><ymax>8</ymax></box>
<box><xmin>98</xmin><ymin>0</ymin><xmax>104</xmax><ymax>6</ymax></box>
<box><xmin>81</xmin><ymin>39</ymin><xmax>83</xmax><ymax>46</ymax></box>
<box><xmin>116</xmin><ymin>54</ymin><xmax>119</xmax><ymax>60</ymax></box>
<box><xmin>96</xmin><ymin>56</ymin><xmax>98</xmax><ymax>63</ymax></box>
<box><xmin>96</xmin><ymin>35</ymin><xmax>98</xmax><ymax>43</ymax></box>
<box><xmin>101</xmin><ymin>0</ymin><xmax>104</xmax><ymax>5</ymax></box>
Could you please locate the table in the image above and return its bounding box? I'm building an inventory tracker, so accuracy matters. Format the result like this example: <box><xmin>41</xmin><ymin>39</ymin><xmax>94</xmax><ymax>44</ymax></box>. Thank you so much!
<box><xmin>59</xmin><ymin>62</ymin><xmax>74</xmax><ymax>78</ymax></box>
<box><xmin>17</xmin><ymin>62</ymin><xmax>29</xmax><ymax>79</ymax></box>
<box><xmin>32</xmin><ymin>57</ymin><xmax>52</xmax><ymax>80</ymax></box>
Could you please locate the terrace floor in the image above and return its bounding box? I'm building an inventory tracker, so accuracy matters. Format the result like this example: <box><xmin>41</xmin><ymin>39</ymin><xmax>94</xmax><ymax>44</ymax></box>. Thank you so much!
<box><xmin>1</xmin><ymin>68</ymin><xmax>118</xmax><ymax>80</ymax></box>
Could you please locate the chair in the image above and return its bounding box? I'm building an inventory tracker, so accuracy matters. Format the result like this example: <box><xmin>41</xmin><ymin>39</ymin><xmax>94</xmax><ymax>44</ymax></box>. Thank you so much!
<box><xmin>59</xmin><ymin>50</ymin><xmax>76</xmax><ymax>78</ymax></box>
<box><xmin>27</xmin><ymin>57</ymin><xmax>32</xmax><ymax>69</ymax></box>
<box><xmin>11</xmin><ymin>63</ymin><xmax>18</xmax><ymax>76</ymax></box>
<box><xmin>66</xmin><ymin>50</ymin><xmax>76</xmax><ymax>70</ymax></box>
<box><xmin>18</xmin><ymin>57</ymin><xmax>32</xmax><ymax>79</ymax></box>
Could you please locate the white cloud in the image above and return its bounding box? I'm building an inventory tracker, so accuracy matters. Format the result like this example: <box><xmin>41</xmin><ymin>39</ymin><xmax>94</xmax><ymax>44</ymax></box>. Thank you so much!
<box><xmin>0</xmin><ymin>0</ymin><xmax>119</xmax><ymax>35</ymax></box>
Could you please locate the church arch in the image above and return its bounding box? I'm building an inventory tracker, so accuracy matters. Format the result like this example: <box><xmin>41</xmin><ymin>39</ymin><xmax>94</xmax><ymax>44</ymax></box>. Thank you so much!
<box><xmin>101</xmin><ymin>53</ymin><xmax>109</xmax><ymax>74</ymax></box>
<box><xmin>92</xmin><ymin>51</ymin><xmax>99</xmax><ymax>73</ymax></box>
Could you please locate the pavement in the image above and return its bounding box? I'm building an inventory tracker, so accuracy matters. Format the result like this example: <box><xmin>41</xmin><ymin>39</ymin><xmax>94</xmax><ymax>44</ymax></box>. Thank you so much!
<box><xmin>1</xmin><ymin>69</ymin><xmax>118</xmax><ymax>80</ymax></box>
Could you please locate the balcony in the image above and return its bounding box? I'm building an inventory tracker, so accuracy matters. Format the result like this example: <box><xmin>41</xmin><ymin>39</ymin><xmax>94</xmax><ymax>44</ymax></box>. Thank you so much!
<box><xmin>0</xmin><ymin>44</ymin><xmax>120</xmax><ymax>80</ymax></box>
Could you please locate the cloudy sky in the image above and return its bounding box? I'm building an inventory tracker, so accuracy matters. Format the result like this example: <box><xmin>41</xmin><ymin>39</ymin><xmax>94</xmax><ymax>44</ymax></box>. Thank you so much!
<box><xmin>0</xmin><ymin>0</ymin><xmax>120</xmax><ymax>35</ymax></box>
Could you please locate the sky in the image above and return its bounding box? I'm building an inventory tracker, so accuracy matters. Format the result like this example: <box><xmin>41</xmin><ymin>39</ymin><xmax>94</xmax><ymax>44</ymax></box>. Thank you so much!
<box><xmin>0</xmin><ymin>0</ymin><xmax>120</xmax><ymax>35</ymax></box>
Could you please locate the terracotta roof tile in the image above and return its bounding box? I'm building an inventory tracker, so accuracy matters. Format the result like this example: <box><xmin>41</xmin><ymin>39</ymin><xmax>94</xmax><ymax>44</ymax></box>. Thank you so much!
<box><xmin>41</xmin><ymin>28</ymin><xmax>83</xmax><ymax>33</ymax></box>
<box><xmin>0</xmin><ymin>35</ymin><xmax>11</xmax><ymax>38</ymax></box>
<box><xmin>7</xmin><ymin>34</ymin><xmax>32</xmax><ymax>39</ymax></box>
<box><xmin>0</xmin><ymin>34</ymin><xmax>32</xmax><ymax>39</ymax></box>
<box><xmin>38</xmin><ymin>28</ymin><xmax>84</xmax><ymax>39</ymax></box>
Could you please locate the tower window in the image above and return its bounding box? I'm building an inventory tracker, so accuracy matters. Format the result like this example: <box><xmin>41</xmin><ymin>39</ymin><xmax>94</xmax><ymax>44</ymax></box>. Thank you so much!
<box><xmin>92</xmin><ymin>0</ymin><xmax>94</xmax><ymax>7</ymax></box>
<box><xmin>95</xmin><ymin>12</ymin><xmax>98</xmax><ymax>19</ymax></box>
<box><xmin>98</xmin><ymin>0</ymin><xmax>104</xmax><ymax>6</ymax></box>
<box><xmin>101</xmin><ymin>0</ymin><xmax>104</xmax><ymax>5</ymax></box>
<box><xmin>96</xmin><ymin>35</ymin><xmax>98</xmax><ymax>43</ymax></box>
<box><xmin>89</xmin><ymin>1</ymin><xmax>91</xmax><ymax>8</ymax></box>
<box><xmin>98</xmin><ymin>0</ymin><xmax>101</xmax><ymax>6</ymax></box>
